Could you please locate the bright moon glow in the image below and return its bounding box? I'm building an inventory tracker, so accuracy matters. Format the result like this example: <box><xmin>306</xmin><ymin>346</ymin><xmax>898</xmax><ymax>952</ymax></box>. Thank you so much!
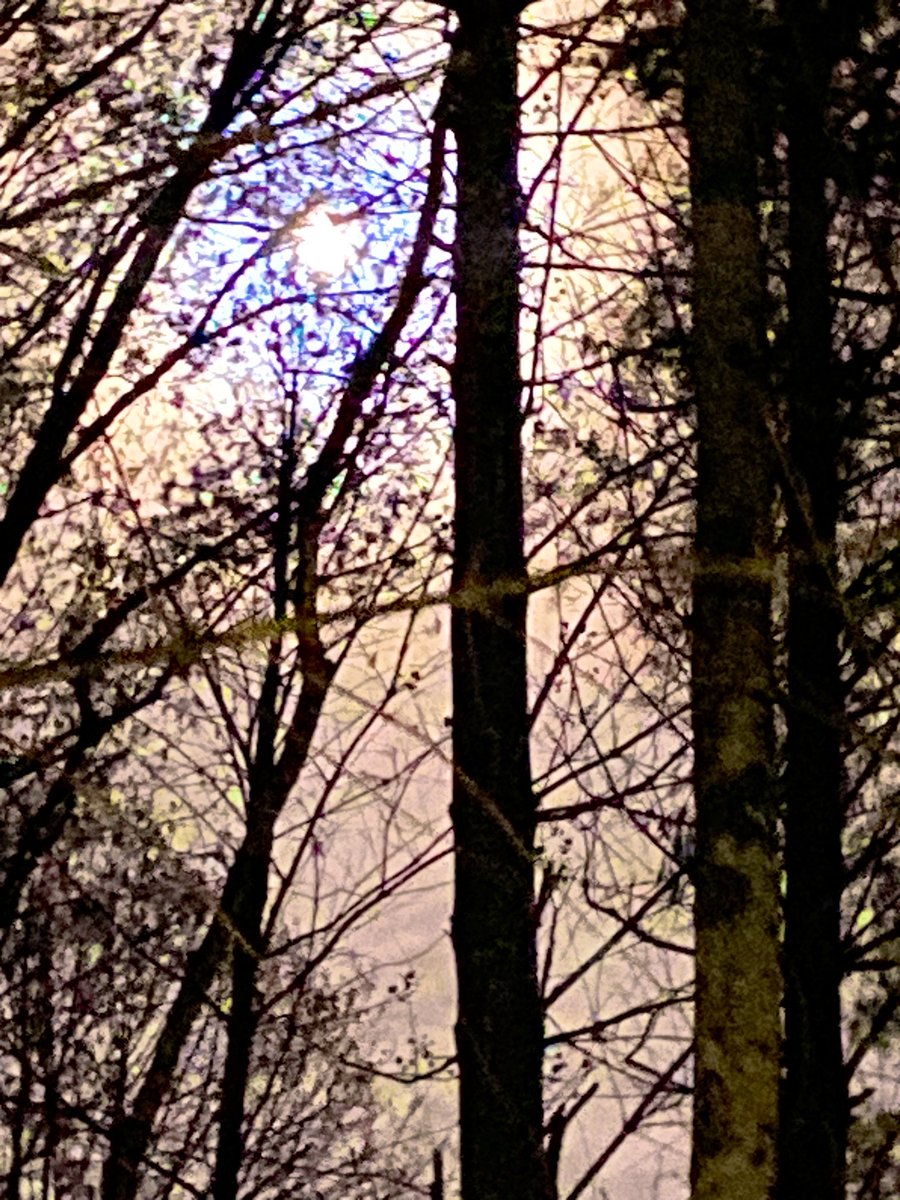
<box><xmin>293</xmin><ymin>207</ymin><xmax>360</xmax><ymax>279</ymax></box>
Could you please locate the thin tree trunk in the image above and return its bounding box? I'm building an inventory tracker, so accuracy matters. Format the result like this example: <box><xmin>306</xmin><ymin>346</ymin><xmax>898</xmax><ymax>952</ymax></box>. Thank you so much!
<box><xmin>8</xmin><ymin>1028</ymin><xmax>31</xmax><ymax>1200</ymax></box>
<box><xmin>430</xmin><ymin>1148</ymin><xmax>444</xmax><ymax>1200</ymax></box>
<box><xmin>779</xmin><ymin>2</ymin><xmax>846</xmax><ymax>1196</ymax></box>
<box><xmin>209</xmin><ymin>873</ymin><xmax>268</xmax><ymax>1200</ymax></box>
<box><xmin>447</xmin><ymin>6</ymin><xmax>552</xmax><ymax>1200</ymax></box>
<box><xmin>101</xmin><ymin>862</ymin><xmax>242</xmax><ymax>1200</ymax></box>
<box><xmin>102</xmin><ymin>660</ymin><xmax>332</xmax><ymax>1200</ymax></box>
<box><xmin>685</xmin><ymin>0</ymin><xmax>782</xmax><ymax>1196</ymax></box>
<box><xmin>210</xmin><ymin>408</ymin><xmax>308</xmax><ymax>1200</ymax></box>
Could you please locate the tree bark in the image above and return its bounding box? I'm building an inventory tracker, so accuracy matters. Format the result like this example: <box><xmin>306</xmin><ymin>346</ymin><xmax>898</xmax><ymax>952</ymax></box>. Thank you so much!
<box><xmin>447</xmin><ymin>8</ymin><xmax>552</xmax><ymax>1200</ymax></box>
<box><xmin>779</xmin><ymin>2</ymin><xmax>846</xmax><ymax>1196</ymax></box>
<box><xmin>686</xmin><ymin>0</ymin><xmax>781</xmax><ymax>1197</ymax></box>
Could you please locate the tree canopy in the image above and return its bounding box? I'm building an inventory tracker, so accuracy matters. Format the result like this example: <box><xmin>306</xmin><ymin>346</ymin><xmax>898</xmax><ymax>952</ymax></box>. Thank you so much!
<box><xmin>0</xmin><ymin>2</ymin><xmax>897</xmax><ymax>1199</ymax></box>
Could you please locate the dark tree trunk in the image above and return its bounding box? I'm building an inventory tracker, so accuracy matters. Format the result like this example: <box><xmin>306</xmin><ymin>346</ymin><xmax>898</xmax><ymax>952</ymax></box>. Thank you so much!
<box><xmin>102</xmin><ymin>657</ymin><xmax>332</xmax><ymax>1200</ymax></box>
<box><xmin>209</xmin><ymin>870</ymin><xmax>267</xmax><ymax>1200</ymax></box>
<box><xmin>101</xmin><ymin>855</ymin><xmax>249</xmax><ymax>1200</ymax></box>
<box><xmin>447</xmin><ymin>6</ymin><xmax>552</xmax><ymax>1200</ymax></box>
<box><xmin>778</xmin><ymin>2</ymin><xmax>846</xmax><ymax>1196</ymax></box>
<box><xmin>430</xmin><ymin>1147</ymin><xmax>444</xmax><ymax>1200</ymax></box>
<box><xmin>685</xmin><ymin>0</ymin><xmax>782</xmax><ymax>1196</ymax></box>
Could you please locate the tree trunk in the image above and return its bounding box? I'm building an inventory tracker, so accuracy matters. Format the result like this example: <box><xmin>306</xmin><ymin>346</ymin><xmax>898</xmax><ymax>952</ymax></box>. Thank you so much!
<box><xmin>102</xmin><ymin>663</ymin><xmax>332</xmax><ymax>1200</ymax></box>
<box><xmin>779</xmin><ymin>2</ymin><xmax>846</xmax><ymax>1196</ymax></box>
<box><xmin>447</xmin><ymin>6</ymin><xmax>552</xmax><ymax>1200</ymax></box>
<box><xmin>685</xmin><ymin>0</ymin><xmax>782</xmax><ymax>1196</ymax></box>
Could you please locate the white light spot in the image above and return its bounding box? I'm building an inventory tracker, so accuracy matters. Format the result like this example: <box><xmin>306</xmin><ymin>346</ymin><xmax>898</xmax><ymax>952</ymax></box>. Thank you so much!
<box><xmin>293</xmin><ymin>208</ymin><xmax>359</xmax><ymax>280</ymax></box>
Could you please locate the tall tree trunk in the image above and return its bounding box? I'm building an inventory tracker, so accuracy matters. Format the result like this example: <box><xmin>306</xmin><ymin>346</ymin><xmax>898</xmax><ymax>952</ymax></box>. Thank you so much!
<box><xmin>685</xmin><ymin>0</ymin><xmax>782</xmax><ymax>1197</ymax></box>
<box><xmin>779</xmin><ymin>2</ymin><xmax>846</xmax><ymax>1196</ymax></box>
<box><xmin>447</xmin><ymin>6</ymin><xmax>552</xmax><ymax>1200</ymax></box>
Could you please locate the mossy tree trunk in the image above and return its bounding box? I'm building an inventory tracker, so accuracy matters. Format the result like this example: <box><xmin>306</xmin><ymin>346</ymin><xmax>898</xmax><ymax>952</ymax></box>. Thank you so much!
<box><xmin>685</xmin><ymin>0</ymin><xmax>782</xmax><ymax>1196</ymax></box>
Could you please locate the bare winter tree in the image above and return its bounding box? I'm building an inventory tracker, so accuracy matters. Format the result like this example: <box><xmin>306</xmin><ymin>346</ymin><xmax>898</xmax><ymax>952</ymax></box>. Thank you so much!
<box><xmin>2</xmin><ymin>3</ymin><xmax>897</xmax><ymax>1199</ymax></box>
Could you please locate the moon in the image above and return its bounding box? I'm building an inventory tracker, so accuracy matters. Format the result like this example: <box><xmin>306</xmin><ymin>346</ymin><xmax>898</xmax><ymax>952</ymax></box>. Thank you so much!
<box><xmin>292</xmin><ymin>207</ymin><xmax>361</xmax><ymax>280</ymax></box>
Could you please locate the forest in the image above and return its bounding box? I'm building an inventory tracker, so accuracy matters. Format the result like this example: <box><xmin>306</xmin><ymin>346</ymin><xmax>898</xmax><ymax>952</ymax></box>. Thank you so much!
<box><xmin>0</xmin><ymin>1</ymin><xmax>897</xmax><ymax>1197</ymax></box>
